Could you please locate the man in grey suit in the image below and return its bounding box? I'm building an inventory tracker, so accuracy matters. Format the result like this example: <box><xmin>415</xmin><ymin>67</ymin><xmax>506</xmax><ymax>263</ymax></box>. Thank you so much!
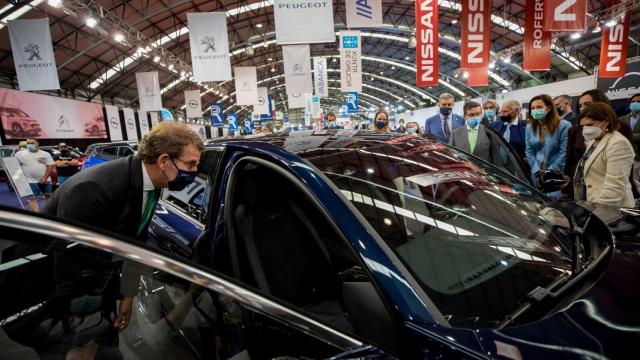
<box><xmin>619</xmin><ymin>93</ymin><xmax>640</xmax><ymax>189</ymax></box>
<box><xmin>449</xmin><ymin>101</ymin><xmax>493</xmax><ymax>162</ymax></box>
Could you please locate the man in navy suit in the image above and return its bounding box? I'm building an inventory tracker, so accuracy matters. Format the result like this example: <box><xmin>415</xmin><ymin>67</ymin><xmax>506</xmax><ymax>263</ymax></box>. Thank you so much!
<box><xmin>489</xmin><ymin>99</ymin><xmax>527</xmax><ymax>161</ymax></box>
<box><xmin>424</xmin><ymin>92</ymin><xmax>465</xmax><ymax>143</ymax></box>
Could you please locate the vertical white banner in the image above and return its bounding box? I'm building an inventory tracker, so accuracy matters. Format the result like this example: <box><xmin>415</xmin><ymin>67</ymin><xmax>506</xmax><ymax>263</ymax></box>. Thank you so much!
<box><xmin>340</xmin><ymin>31</ymin><xmax>362</xmax><ymax>92</ymax></box>
<box><xmin>105</xmin><ymin>105</ymin><xmax>123</xmax><ymax>141</ymax></box>
<box><xmin>138</xmin><ymin>110</ymin><xmax>150</xmax><ymax>137</ymax></box>
<box><xmin>149</xmin><ymin>111</ymin><xmax>159</xmax><ymax>128</ymax></box>
<box><xmin>184</xmin><ymin>90</ymin><xmax>202</xmax><ymax>118</ymax></box>
<box><xmin>187</xmin><ymin>12</ymin><xmax>232</xmax><ymax>81</ymax></box>
<box><xmin>123</xmin><ymin>108</ymin><xmax>138</xmax><ymax>141</ymax></box>
<box><xmin>283</xmin><ymin>44</ymin><xmax>312</xmax><ymax>95</ymax></box>
<box><xmin>8</xmin><ymin>19</ymin><xmax>60</xmax><ymax>91</ymax></box>
<box><xmin>234</xmin><ymin>67</ymin><xmax>259</xmax><ymax>105</ymax></box>
<box><xmin>253</xmin><ymin>87</ymin><xmax>270</xmax><ymax>115</ymax></box>
<box><xmin>313</xmin><ymin>57</ymin><xmax>329</xmax><ymax>98</ymax></box>
<box><xmin>136</xmin><ymin>72</ymin><xmax>162</xmax><ymax>112</ymax></box>
<box><xmin>274</xmin><ymin>0</ymin><xmax>335</xmax><ymax>44</ymax></box>
<box><xmin>346</xmin><ymin>0</ymin><xmax>383</xmax><ymax>28</ymax></box>
<box><xmin>288</xmin><ymin>92</ymin><xmax>309</xmax><ymax>109</ymax></box>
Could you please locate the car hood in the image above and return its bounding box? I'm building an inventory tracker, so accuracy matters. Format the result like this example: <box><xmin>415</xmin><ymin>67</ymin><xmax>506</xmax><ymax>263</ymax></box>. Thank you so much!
<box><xmin>474</xmin><ymin>202</ymin><xmax>640</xmax><ymax>359</ymax></box>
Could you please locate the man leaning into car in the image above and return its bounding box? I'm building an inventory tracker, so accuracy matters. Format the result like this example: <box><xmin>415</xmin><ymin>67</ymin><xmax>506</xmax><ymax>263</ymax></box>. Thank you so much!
<box><xmin>43</xmin><ymin>122</ymin><xmax>204</xmax><ymax>332</ymax></box>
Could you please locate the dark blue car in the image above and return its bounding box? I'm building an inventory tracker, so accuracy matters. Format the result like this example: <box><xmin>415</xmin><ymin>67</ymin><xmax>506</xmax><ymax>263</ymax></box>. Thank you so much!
<box><xmin>150</xmin><ymin>130</ymin><xmax>640</xmax><ymax>359</ymax></box>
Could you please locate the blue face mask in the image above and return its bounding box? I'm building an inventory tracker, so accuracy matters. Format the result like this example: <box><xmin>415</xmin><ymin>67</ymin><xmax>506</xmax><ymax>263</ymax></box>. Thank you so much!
<box><xmin>530</xmin><ymin>109</ymin><xmax>547</xmax><ymax>120</ymax></box>
<box><xmin>328</xmin><ymin>121</ymin><xmax>336</xmax><ymax>129</ymax></box>
<box><xmin>630</xmin><ymin>102</ymin><xmax>640</xmax><ymax>112</ymax></box>
<box><xmin>485</xmin><ymin>109</ymin><xmax>496</xmax><ymax>119</ymax></box>
<box><xmin>27</xmin><ymin>144</ymin><xmax>37</xmax><ymax>152</ymax></box>
<box><xmin>70</xmin><ymin>294</ymin><xmax>102</xmax><ymax>313</ymax></box>
<box><xmin>467</xmin><ymin>117</ymin><xmax>481</xmax><ymax>129</ymax></box>
<box><xmin>375</xmin><ymin>120</ymin><xmax>387</xmax><ymax>129</ymax></box>
<box><xmin>166</xmin><ymin>158</ymin><xmax>197</xmax><ymax>191</ymax></box>
<box><xmin>407</xmin><ymin>127</ymin><xmax>418</xmax><ymax>134</ymax></box>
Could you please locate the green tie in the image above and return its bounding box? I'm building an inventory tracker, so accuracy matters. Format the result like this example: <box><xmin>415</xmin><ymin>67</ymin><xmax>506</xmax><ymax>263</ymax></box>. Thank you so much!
<box><xmin>137</xmin><ymin>189</ymin><xmax>159</xmax><ymax>236</ymax></box>
<box><xmin>469</xmin><ymin>128</ymin><xmax>478</xmax><ymax>152</ymax></box>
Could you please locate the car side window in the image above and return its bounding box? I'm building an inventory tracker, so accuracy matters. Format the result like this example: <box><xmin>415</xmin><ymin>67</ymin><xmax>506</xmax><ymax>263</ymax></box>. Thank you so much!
<box><xmin>485</xmin><ymin>128</ymin><xmax>529</xmax><ymax>183</ymax></box>
<box><xmin>118</xmin><ymin>146</ymin><xmax>134</xmax><ymax>158</ymax></box>
<box><xmin>98</xmin><ymin>146</ymin><xmax>118</xmax><ymax>161</ymax></box>
<box><xmin>0</xmin><ymin>219</ymin><xmax>358</xmax><ymax>360</ymax></box>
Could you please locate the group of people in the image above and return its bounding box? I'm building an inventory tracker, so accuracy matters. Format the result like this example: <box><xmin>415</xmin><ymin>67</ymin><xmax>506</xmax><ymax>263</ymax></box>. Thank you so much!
<box><xmin>390</xmin><ymin>90</ymin><xmax>640</xmax><ymax>208</ymax></box>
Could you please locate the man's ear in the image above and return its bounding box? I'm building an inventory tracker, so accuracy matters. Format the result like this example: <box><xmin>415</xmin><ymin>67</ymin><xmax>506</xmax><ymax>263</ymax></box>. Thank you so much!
<box><xmin>156</xmin><ymin>154</ymin><xmax>169</xmax><ymax>170</ymax></box>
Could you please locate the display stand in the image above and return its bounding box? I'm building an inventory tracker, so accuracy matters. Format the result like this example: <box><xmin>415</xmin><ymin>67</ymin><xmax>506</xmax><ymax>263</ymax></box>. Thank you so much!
<box><xmin>0</xmin><ymin>157</ymin><xmax>36</xmax><ymax>211</ymax></box>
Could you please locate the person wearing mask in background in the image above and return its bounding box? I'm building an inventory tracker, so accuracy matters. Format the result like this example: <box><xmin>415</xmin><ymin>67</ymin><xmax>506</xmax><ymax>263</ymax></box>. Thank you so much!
<box><xmin>618</xmin><ymin>93</ymin><xmax>640</xmax><ymax>189</ymax></box>
<box><xmin>373</xmin><ymin>109</ymin><xmax>391</xmax><ymax>133</ymax></box>
<box><xmin>396</xmin><ymin>118</ymin><xmax>407</xmax><ymax>133</ymax></box>
<box><xmin>525</xmin><ymin>94</ymin><xmax>571</xmax><ymax>198</ymax></box>
<box><xmin>406</xmin><ymin>121</ymin><xmax>421</xmax><ymax>135</ymax></box>
<box><xmin>564</xmin><ymin>89</ymin><xmax>636</xmax><ymax>199</ymax></box>
<box><xmin>53</xmin><ymin>142</ymin><xmax>79</xmax><ymax>185</ymax></box>
<box><xmin>450</xmin><ymin>101</ymin><xmax>494</xmax><ymax>162</ymax></box>
<box><xmin>15</xmin><ymin>138</ymin><xmax>54</xmax><ymax>211</ymax></box>
<box><xmin>424</xmin><ymin>93</ymin><xmax>465</xmax><ymax>143</ymax></box>
<box><xmin>483</xmin><ymin>99</ymin><xmax>499</xmax><ymax>125</ymax></box>
<box><xmin>574</xmin><ymin>102</ymin><xmax>634</xmax><ymax>207</ymax></box>
<box><xmin>17</xmin><ymin>141</ymin><xmax>27</xmax><ymax>151</ymax></box>
<box><xmin>490</xmin><ymin>99</ymin><xmax>528</xmax><ymax>162</ymax></box>
<box><xmin>324</xmin><ymin>112</ymin><xmax>343</xmax><ymax>130</ymax></box>
<box><xmin>554</xmin><ymin>94</ymin><xmax>576</xmax><ymax>124</ymax></box>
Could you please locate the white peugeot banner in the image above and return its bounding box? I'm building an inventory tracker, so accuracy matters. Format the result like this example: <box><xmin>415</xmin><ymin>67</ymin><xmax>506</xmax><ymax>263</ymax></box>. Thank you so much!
<box><xmin>138</xmin><ymin>110</ymin><xmax>150</xmax><ymax>137</ymax></box>
<box><xmin>123</xmin><ymin>108</ymin><xmax>138</xmax><ymax>141</ymax></box>
<box><xmin>340</xmin><ymin>31</ymin><xmax>362</xmax><ymax>92</ymax></box>
<box><xmin>274</xmin><ymin>0</ymin><xmax>335</xmax><ymax>44</ymax></box>
<box><xmin>105</xmin><ymin>105</ymin><xmax>123</xmax><ymax>141</ymax></box>
<box><xmin>8</xmin><ymin>19</ymin><xmax>60</xmax><ymax>91</ymax></box>
<box><xmin>234</xmin><ymin>66</ymin><xmax>259</xmax><ymax>105</ymax></box>
<box><xmin>283</xmin><ymin>45</ymin><xmax>313</xmax><ymax>95</ymax></box>
<box><xmin>253</xmin><ymin>87</ymin><xmax>270</xmax><ymax>115</ymax></box>
<box><xmin>346</xmin><ymin>0</ymin><xmax>383</xmax><ymax>28</ymax></box>
<box><xmin>187</xmin><ymin>12</ymin><xmax>232</xmax><ymax>82</ymax></box>
<box><xmin>149</xmin><ymin>111</ymin><xmax>159</xmax><ymax>128</ymax></box>
<box><xmin>313</xmin><ymin>57</ymin><xmax>329</xmax><ymax>98</ymax></box>
<box><xmin>184</xmin><ymin>90</ymin><xmax>202</xmax><ymax>118</ymax></box>
<box><xmin>288</xmin><ymin>92</ymin><xmax>308</xmax><ymax>109</ymax></box>
<box><xmin>136</xmin><ymin>72</ymin><xmax>162</xmax><ymax>112</ymax></box>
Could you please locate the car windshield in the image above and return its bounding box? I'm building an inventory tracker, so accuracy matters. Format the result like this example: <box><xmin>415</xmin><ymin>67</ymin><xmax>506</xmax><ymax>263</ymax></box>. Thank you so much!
<box><xmin>304</xmin><ymin>137</ymin><xmax>573</xmax><ymax>329</ymax></box>
<box><xmin>0</xmin><ymin>149</ymin><xmax>15</xmax><ymax>157</ymax></box>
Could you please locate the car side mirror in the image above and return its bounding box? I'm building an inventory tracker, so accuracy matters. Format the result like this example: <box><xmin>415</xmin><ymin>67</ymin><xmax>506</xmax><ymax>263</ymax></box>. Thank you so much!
<box><xmin>537</xmin><ymin>170</ymin><xmax>571</xmax><ymax>193</ymax></box>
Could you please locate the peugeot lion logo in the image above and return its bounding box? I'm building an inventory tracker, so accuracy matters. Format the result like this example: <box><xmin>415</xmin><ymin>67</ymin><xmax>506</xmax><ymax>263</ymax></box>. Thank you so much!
<box><xmin>110</xmin><ymin>117</ymin><xmax>119</xmax><ymax>129</ymax></box>
<box><xmin>24</xmin><ymin>43</ymin><xmax>42</xmax><ymax>61</ymax></box>
<box><xmin>292</xmin><ymin>64</ymin><xmax>303</xmax><ymax>75</ymax></box>
<box><xmin>201</xmin><ymin>36</ymin><xmax>216</xmax><ymax>53</ymax></box>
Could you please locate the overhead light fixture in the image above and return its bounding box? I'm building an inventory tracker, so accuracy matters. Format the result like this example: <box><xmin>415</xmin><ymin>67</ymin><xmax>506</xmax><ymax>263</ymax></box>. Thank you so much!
<box><xmin>114</xmin><ymin>33</ymin><xmax>125</xmax><ymax>43</ymax></box>
<box><xmin>267</xmin><ymin>57</ymin><xmax>272</xmax><ymax>61</ymax></box>
<box><xmin>462</xmin><ymin>71</ymin><xmax>469</xmax><ymax>79</ymax></box>
<box><xmin>332</xmin><ymin>57</ymin><xmax>338</xmax><ymax>63</ymax></box>
<box><xmin>370</xmin><ymin>76</ymin><xmax>374</xmax><ymax>81</ymax></box>
<box><xmin>405</xmin><ymin>56</ymin><xmax>410</xmax><ymax>61</ymax></box>
<box><xmin>503</xmin><ymin>56</ymin><xmax>511</xmax><ymax>64</ymax></box>
<box><xmin>489</xmin><ymin>61</ymin><xmax>496</xmax><ymax>69</ymax></box>
<box><xmin>379</xmin><ymin>71</ymin><xmax>384</xmax><ymax>75</ymax></box>
<box><xmin>180</xmin><ymin>70</ymin><xmax>186</xmax><ymax>77</ymax></box>
<box><xmin>168</xmin><ymin>64</ymin><xmax>175</xmax><ymax>71</ymax></box>
<box><xmin>48</xmin><ymin>0</ymin><xmax>62</xmax><ymax>7</ymax></box>
<box><xmin>570</xmin><ymin>32</ymin><xmax>582</xmax><ymax>40</ymax></box>
<box><xmin>451</xmin><ymin>19</ymin><xmax>458</xmax><ymax>25</ymax></box>
<box><xmin>271</xmin><ymin>67</ymin><xmax>276</xmax><ymax>72</ymax></box>
<box><xmin>391</xmin><ymin>66</ymin><xmax>395</xmax><ymax>70</ymax></box>
<box><xmin>605</xmin><ymin>19</ymin><xmax>618</xmax><ymax>27</ymax></box>
<box><xmin>592</xmin><ymin>24</ymin><xmax>602</xmax><ymax>33</ymax></box>
<box><xmin>408</xmin><ymin>34</ymin><xmax>417</xmax><ymax>48</ymax></box>
<box><xmin>86</xmin><ymin>17</ymin><xmax>98</xmax><ymax>28</ymax></box>
<box><xmin>153</xmin><ymin>55</ymin><xmax>161</xmax><ymax>62</ymax></box>
<box><xmin>262</xmin><ymin>40</ymin><xmax>268</xmax><ymax>48</ymax></box>
<box><xmin>256</xmin><ymin>23</ymin><xmax>264</xmax><ymax>28</ymax></box>
<box><xmin>136</xmin><ymin>47</ymin><xmax>145</xmax><ymax>55</ymax></box>
<box><xmin>245</xmin><ymin>46</ymin><xmax>255</xmax><ymax>56</ymax></box>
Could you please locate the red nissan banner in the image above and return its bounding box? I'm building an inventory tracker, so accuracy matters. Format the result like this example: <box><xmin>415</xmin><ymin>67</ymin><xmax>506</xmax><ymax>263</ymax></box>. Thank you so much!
<box><xmin>415</xmin><ymin>0</ymin><xmax>439</xmax><ymax>87</ymax></box>
<box><xmin>467</xmin><ymin>68</ymin><xmax>488</xmax><ymax>87</ymax></box>
<box><xmin>543</xmin><ymin>0</ymin><xmax>587</xmax><ymax>31</ymax></box>
<box><xmin>461</xmin><ymin>0</ymin><xmax>490</xmax><ymax>86</ymax></box>
<box><xmin>523</xmin><ymin>0</ymin><xmax>551</xmax><ymax>70</ymax></box>
<box><xmin>599</xmin><ymin>12</ymin><xmax>631</xmax><ymax>78</ymax></box>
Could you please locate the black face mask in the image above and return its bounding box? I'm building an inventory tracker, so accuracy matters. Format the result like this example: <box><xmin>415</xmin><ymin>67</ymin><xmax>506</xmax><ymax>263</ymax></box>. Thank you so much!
<box><xmin>556</xmin><ymin>105</ymin><xmax>565</xmax><ymax>115</ymax></box>
<box><xmin>440</xmin><ymin>107</ymin><xmax>452</xmax><ymax>116</ymax></box>
<box><xmin>499</xmin><ymin>114</ymin><xmax>513</xmax><ymax>122</ymax></box>
<box><xmin>165</xmin><ymin>158</ymin><xmax>197</xmax><ymax>191</ymax></box>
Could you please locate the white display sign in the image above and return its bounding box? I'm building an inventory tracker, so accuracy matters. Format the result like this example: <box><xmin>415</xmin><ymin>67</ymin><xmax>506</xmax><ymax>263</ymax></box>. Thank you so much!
<box><xmin>313</xmin><ymin>57</ymin><xmax>329</xmax><ymax>98</ymax></box>
<box><xmin>138</xmin><ymin>110</ymin><xmax>150</xmax><ymax>137</ymax></box>
<box><xmin>340</xmin><ymin>31</ymin><xmax>362</xmax><ymax>92</ymax></box>
<box><xmin>8</xmin><ymin>19</ymin><xmax>60</xmax><ymax>92</ymax></box>
<box><xmin>253</xmin><ymin>87</ymin><xmax>270</xmax><ymax>115</ymax></box>
<box><xmin>149</xmin><ymin>111</ymin><xmax>159</xmax><ymax>128</ymax></box>
<box><xmin>283</xmin><ymin>45</ymin><xmax>313</xmax><ymax>95</ymax></box>
<box><xmin>274</xmin><ymin>0</ymin><xmax>336</xmax><ymax>44</ymax></box>
<box><xmin>234</xmin><ymin>66</ymin><xmax>259</xmax><ymax>105</ymax></box>
<box><xmin>346</xmin><ymin>0</ymin><xmax>383</xmax><ymax>28</ymax></box>
<box><xmin>105</xmin><ymin>105</ymin><xmax>123</xmax><ymax>141</ymax></box>
<box><xmin>288</xmin><ymin>92</ymin><xmax>308</xmax><ymax>109</ymax></box>
<box><xmin>187</xmin><ymin>12</ymin><xmax>232</xmax><ymax>82</ymax></box>
<box><xmin>0</xmin><ymin>157</ymin><xmax>33</xmax><ymax>198</ymax></box>
<box><xmin>123</xmin><ymin>108</ymin><xmax>138</xmax><ymax>141</ymax></box>
<box><xmin>136</xmin><ymin>72</ymin><xmax>162</xmax><ymax>112</ymax></box>
<box><xmin>184</xmin><ymin>90</ymin><xmax>202</xmax><ymax>118</ymax></box>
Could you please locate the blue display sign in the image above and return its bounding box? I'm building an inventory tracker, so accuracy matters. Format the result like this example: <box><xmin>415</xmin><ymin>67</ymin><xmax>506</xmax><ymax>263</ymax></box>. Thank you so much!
<box><xmin>260</xmin><ymin>94</ymin><xmax>274</xmax><ymax>121</ymax></box>
<box><xmin>159</xmin><ymin>108</ymin><xmax>174</xmax><ymax>121</ymax></box>
<box><xmin>226</xmin><ymin>112</ymin><xmax>238</xmax><ymax>131</ymax></box>
<box><xmin>243</xmin><ymin>118</ymin><xmax>253</xmax><ymax>134</ymax></box>
<box><xmin>342</xmin><ymin>92</ymin><xmax>359</xmax><ymax>113</ymax></box>
<box><xmin>210</xmin><ymin>102</ymin><xmax>224</xmax><ymax>127</ymax></box>
<box><xmin>342</xmin><ymin>36</ymin><xmax>359</xmax><ymax>49</ymax></box>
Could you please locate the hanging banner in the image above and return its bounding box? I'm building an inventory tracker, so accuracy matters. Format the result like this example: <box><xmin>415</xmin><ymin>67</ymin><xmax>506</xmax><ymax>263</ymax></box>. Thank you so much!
<box><xmin>313</xmin><ymin>57</ymin><xmax>329</xmax><ymax>98</ymax></box>
<box><xmin>234</xmin><ymin>66</ymin><xmax>259</xmax><ymax>105</ymax></box>
<box><xmin>523</xmin><ymin>0</ymin><xmax>551</xmax><ymax>71</ymax></box>
<box><xmin>136</xmin><ymin>72</ymin><xmax>162</xmax><ymax>112</ymax></box>
<box><xmin>7</xmin><ymin>19</ymin><xmax>60</xmax><ymax>92</ymax></box>
<box><xmin>415</xmin><ymin>0</ymin><xmax>439</xmax><ymax>87</ymax></box>
<box><xmin>460</xmin><ymin>0</ymin><xmax>490</xmax><ymax>86</ymax></box>
<box><xmin>342</xmin><ymin>92</ymin><xmax>359</xmax><ymax>113</ymax></box>
<box><xmin>288</xmin><ymin>92</ymin><xmax>308</xmax><ymax>109</ymax></box>
<box><xmin>227</xmin><ymin>113</ymin><xmax>239</xmax><ymax>131</ymax></box>
<box><xmin>543</xmin><ymin>0</ymin><xmax>587</xmax><ymax>31</ymax></box>
<box><xmin>210</xmin><ymin>102</ymin><xmax>224</xmax><ymax>127</ymax></box>
<box><xmin>149</xmin><ymin>111</ymin><xmax>159</xmax><ymax>128</ymax></box>
<box><xmin>184</xmin><ymin>90</ymin><xmax>202</xmax><ymax>119</ymax></box>
<box><xmin>253</xmin><ymin>87</ymin><xmax>270</xmax><ymax>115</ymax></box>
<box><xmin>123</xmin><ymin>108</ymin><xmax>138</xmax><ymax>141</ymax></box>
<box><xmin>105</xmin><ymin>105</ymin><xmax>123</xmax><ymax>141</ymax></box>
<box><xmin>187</xmin><ymin>12</ymin><xmax>232</xmax><ymax>82</ymax></box>
<box><xmin>340</xmin><ymin>31</ymin><xmax>362</xmax><ymax>92</ymax></box>
<box><xmin>599</xmin><ymin>12</ymin><xmax>631</xmax><ymax>78</ymax></box>
<box><xmin>283</xmin><ymin>45</ymin><xmax>313</xmax><ymax>95</ymax></box>
<box><xmin>346</xmin><ymin>0</ymin><xmax>383</xmax><ymax>28</ymax></box>
<box><xmin>138</xmin><ymin>110</ymin><xmax>150</xmax><ymax>137</ymax></box>
<box><xmin>274</xmin><ymin>0</ymin><xmax>335</xmax><ymax>44</ymax></box>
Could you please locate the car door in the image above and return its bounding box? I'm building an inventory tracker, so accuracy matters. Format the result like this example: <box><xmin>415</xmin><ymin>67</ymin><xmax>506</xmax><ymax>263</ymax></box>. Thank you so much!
<box><xmin>0</xmin><ymin>208</ymin><xmax>396</xmax><ymax>360</ymax></box>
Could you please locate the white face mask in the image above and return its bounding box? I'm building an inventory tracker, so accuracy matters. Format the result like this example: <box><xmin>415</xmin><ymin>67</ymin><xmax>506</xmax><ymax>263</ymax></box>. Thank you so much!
<box><xmin>582</xmin><ymin>125</ymin><xmax>603</xmax><ymax>142</ymax></box>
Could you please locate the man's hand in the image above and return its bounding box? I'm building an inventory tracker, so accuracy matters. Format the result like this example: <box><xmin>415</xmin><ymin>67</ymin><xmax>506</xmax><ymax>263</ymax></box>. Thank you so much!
<box><xmin>114</xmin><ymin>296</ymin><xmax>133</xmax><ymax>331</ymax></box>
<box><xmin>39</xmin><ymin>177</ymin><xmax>47</xmax><ymax>184</ymax></box>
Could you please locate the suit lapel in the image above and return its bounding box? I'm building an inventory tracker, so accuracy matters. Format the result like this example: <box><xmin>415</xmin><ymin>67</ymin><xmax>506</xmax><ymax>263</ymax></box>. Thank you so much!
<box><xmin>475</xmin><ymin>126</ymin><xmax>488</xmax><ymax>154</ymax></box>
<box><xmin>459</xmin><ymin>127</ymin><xmax>471</xmax><ymax>152</ymax></box>
<box><xmin>583</xmin><ymin>132</ymin><xmax>613</xmax><ymax>175</ymax></box>
<box><xmin>128</xmin><ymin>156</ymin><xmax>144</xmax><ymax>238</ymax></box>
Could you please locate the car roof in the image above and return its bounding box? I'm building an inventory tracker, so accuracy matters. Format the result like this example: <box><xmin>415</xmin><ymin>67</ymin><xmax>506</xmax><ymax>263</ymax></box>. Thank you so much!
<box><xmin>88</xmin><ymin>141</ymin><xmax>138</xmax><ymax>149</ymax></box>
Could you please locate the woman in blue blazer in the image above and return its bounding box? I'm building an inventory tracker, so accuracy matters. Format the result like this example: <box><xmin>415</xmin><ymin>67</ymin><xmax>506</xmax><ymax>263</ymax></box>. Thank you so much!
<box><xmin>525</xmin><ymin>94</ymin><xmax>572</xmax><ymax>198</ymax></box>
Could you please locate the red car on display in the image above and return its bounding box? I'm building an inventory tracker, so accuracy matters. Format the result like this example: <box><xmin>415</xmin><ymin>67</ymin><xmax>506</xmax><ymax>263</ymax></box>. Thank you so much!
<box><xmin>0</xmin><ymin>107</ymin><xmax>42</xmax><ymax>139</ymax></box>
<box><xmin>84</xmin><ymin>117</ymin><xmax>107</xmax><ymax>137</ymax></box>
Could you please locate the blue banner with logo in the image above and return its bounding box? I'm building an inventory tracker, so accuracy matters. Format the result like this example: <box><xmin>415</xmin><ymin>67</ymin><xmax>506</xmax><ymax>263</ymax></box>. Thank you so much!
<box><xmin>210</xmin><ymin>102</ymin><xmax>224</xmax><ymax>127</ymax></box>
<box><xmin>243</xmin><ymin>118</ymin><xmax>253</xmax><ymax>134</ymax></box>
<box><xmin>260</xmin><ymin>94</ymin><xmax>274</xmax><ymax>121</ymax></box>
<box><xmin>342</xmin><ymin>92</ymin><xmax>359</xmax><ymax>113</ymax></box>
<box><xmin>226</xmin><ymin>112</ymin><xmax>238</xmax><ymax>131</ymax></box>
